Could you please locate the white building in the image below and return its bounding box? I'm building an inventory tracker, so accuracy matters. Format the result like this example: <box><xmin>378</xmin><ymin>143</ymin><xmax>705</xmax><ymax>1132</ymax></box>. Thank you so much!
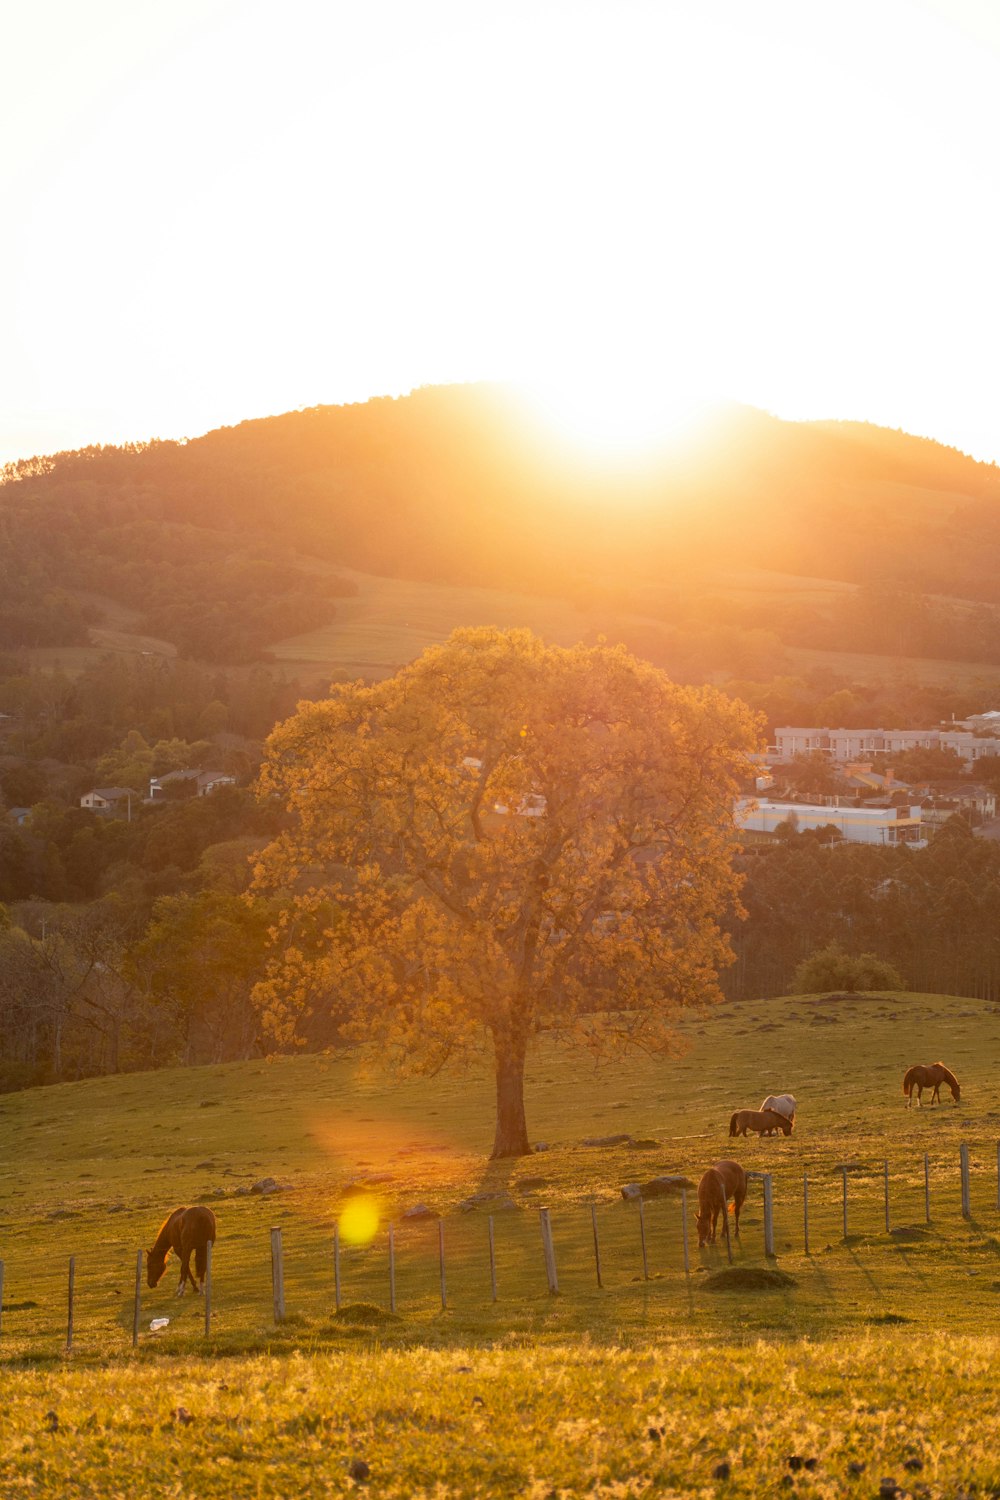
<box><xmin>737</xmin><ymin>798</ymin><xmax>925</xmax><ymax>847</ymax></box>
<box><xmin>773</xmin><ymin>726</ymin><xmax>1000</xmax><ymax>768</ymax></box>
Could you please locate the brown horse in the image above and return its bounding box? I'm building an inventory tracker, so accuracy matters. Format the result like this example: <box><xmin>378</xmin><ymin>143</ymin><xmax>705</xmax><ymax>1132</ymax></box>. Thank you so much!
<box><xmin>146</xmin><ymin>1206</ymin><xmax>217</xmax><ymax>1295</ymax></box>
<box><xmin>903</xmin><ymin>1062</ymin><xmax>961</xmax><ymax>1107</ymax></box>
<box><xmin>696</xmin><ymin>1159</ymin><xmax>748</xmax><ymax>1249</ymax></box>
<box><xmin>729</xmin><ymin>1108</ymin><xmax>792</xmax><ymax>1138</ymax></box>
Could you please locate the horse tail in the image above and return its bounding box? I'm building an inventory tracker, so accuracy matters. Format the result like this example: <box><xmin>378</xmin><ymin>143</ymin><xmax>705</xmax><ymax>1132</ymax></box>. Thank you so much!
<box><xmin>729</xmin><ymin>1112</ymin><xmax>738</xmax><ymax>1136</ymax></box>
<box><xmin>902</xmin><ymin>1067</ymin><xmax>915</xmax><ymax>1096</ymax></box>
<box><xmin>195</xmin><ymin>1236</ymin><xmax>211</xmax><ymax>1282</ymax></box>
<box><xmin>718</xmin><ymin>1174</ymin><xmax>733</xmax><ymax>1262</ymax></box>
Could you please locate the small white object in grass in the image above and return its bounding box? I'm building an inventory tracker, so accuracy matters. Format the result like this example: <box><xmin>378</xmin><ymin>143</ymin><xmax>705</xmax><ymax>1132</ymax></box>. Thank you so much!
<box><xmin>149</xmin><ymin>1317</ymin><xmax>170</xmax><ymax>1331</ymax></box>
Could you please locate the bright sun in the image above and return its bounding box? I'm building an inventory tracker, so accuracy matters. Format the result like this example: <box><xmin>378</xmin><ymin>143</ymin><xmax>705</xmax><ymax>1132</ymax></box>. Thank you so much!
<box><xmin>519</xmin><ymin>372</ymin><xmax>717</xmax><ymax>460</ymax></box>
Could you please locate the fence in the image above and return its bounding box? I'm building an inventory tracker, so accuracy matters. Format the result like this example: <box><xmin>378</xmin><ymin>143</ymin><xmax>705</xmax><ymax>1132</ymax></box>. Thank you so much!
<box><xmin>2</xmin><ymin>1140</ymin><xmax>999</xmax><ymax>1354</ymax></box>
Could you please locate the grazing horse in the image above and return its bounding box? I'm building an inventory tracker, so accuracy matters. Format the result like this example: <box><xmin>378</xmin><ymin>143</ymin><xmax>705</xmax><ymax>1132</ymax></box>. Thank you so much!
<box><xmin>729</xmin><ymin>1108</ymin><xmax>792</xmax><ymax>1138</ymax></box>
<box><xmin>146</xmin><ymin>1206</ymin><xmax>217</xmax><ymax>1296</ymax></box>
<box><xmin>760</xmin><ymin>1093</ymin><xmax>796</xmax><ymax>1125</ymax></box>
<box><xmin>903</xmin><ymin>1063</ymin><xmax>960</xmax><ymax>1107</ymax></box>
<box><xmin>696</xmin><ymin>1159</ymin><xmax>748</xmax><ymax>1249</ymax></box>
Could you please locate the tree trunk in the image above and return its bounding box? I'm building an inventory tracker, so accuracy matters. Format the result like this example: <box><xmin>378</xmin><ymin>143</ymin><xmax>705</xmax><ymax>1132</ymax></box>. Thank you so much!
<box><xmin>491</xmin><ymin>1034</ymin><xmax>531</xmax><ymax>1158</ymax></box>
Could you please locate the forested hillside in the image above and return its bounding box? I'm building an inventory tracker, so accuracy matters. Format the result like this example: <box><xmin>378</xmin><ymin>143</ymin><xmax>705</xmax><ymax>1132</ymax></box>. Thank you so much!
<box><xmin>4</xmin><ymin>384</ymin><xmax>1000</xmax><ymax>669</ymax></box>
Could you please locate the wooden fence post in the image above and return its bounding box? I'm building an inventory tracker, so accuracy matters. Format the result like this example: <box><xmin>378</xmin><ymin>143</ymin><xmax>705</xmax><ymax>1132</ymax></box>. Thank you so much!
<box><xmin>0</xmin><ymin>1258</ymin><xmax>4</xmax><ymax>1337</ymax></box>
<box><xmin>841</xmin><ymin>1167</ymin><xmax>849</xmax><ymax>1240</ymax></box>
<box><xmin>132</xmin><ymin>1248</ymin><xmax>142</xmax><ymax>1348</ymax></box>
<box><xmin>803</xmin><ymin>1174</ymin><xmax>810</xmax><ymax>1256</ymax></box>
<box><xmin>539</xmin><ymin>1208</ymin><xmax>559</xmax><ymax>1294</ymax></box>
<box><xmin>270</xmin><ymin>1227</ymin><xmax>285</xmax><ymax>1323</ymax></box>
<box><xmin>333</xmin><ymin>1225</ymin><xmax>341</xmax><ymax>1311</ymax></box>
<box><xmin>884</xmin><ymin>1159</ymin><xmax>890</xmax><ymax>1234</ymax></box>
<box><xmin>681</xmin><ymin>1189</ymin><xmax>690</xmax><ymax>1278</ymax></box>
<box><xmin>438</xmin><ymin>1220</ymin><xmax>447</xmax><ymax>1311</ymax></box>
<box><xmin>488</xmin><ymin>1215</ymin><xmax>497</xmax><ymax>1303</ymax></box>
<box><xmin>66</xmin><ymin>1255</ymin><xmax>75</xmax><ymax>1353</ymax></box>
<box><xmin>388</xmin><ymin>1224</ymin><xmax>396</xmax><ymax>1314</ymax></box>
<box><xmin>762</xmin><ymin>1174</ymin><xmax>774</xmax><ymax>1259</ymax></box>
<box><xmin>960</xmin><ymin>1143</ymin><xmax>971</xmax><ymax>1220</ymax></box>
<box><xmin>590</xmin><ymin>1201</ymin><xmax>603</xmax><ymax>1289</ymax></box>
<box><xmin>204</xmin><ymin>1240</ymin><xmax>213</xmax><ymax>1337</ymax></box>
<box><xmin>924</xmin><ymin>1152</ymin><xmax>931</xmax><ymax>1223</ymax></box>
<box><xmin>638</xmin><ymin>1195</ymin><xmax>649</xmax><ymax>1280</ymax></box>
<box><xmin>996</xmin><ymin>1141</ymin><xmax>1000</xmax><ymax>1212</ymax></box>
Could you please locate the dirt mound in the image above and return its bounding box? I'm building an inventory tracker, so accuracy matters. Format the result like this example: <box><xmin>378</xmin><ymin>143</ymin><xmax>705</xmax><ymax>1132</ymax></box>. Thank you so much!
<box><xmin>332</xmin><ymin>1302</ymin><xmax>401</xmax><ymax>1325</ymax></box>
<box><xmin>701</xmin><ymin>1267</ymin><xmax>797</xmax><ymax>1292</ymax></box>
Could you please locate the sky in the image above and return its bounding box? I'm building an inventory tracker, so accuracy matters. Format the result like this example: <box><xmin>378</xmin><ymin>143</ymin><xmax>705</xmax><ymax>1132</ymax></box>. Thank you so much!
<box><xmin>2</xmin><ymin>0</ymin><xmax>1000</xmax><ymax>466</ymax></box>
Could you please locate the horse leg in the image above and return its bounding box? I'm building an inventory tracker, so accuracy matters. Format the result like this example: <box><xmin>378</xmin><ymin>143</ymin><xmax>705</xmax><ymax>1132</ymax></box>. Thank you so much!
<box><xmin>175</xmin><ymin>1251</ymin><xmax>191</xmax><ymax>1297</ymax></box>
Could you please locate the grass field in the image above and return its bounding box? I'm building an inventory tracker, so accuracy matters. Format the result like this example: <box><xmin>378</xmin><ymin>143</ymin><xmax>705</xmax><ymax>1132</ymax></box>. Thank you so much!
<box><xmin>3</xmin><ymin>991</ymin><xmax>1000</xmax><ymax>1493</ymax></box>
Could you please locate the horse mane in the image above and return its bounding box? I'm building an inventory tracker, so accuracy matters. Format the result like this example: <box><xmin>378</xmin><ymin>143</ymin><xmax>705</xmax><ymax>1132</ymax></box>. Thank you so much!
<box><xmin>149</xmin><ymin>1208</ymin><xmax>182</xmax><ymax>1257</ymax></box>
<box><xmin>935</xmin><ymin>1062</ymin><xmax>960</xmax><ymax>1088</ymax></box>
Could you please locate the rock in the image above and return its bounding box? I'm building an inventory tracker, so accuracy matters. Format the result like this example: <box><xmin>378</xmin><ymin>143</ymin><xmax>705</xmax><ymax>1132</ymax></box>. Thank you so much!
<box><xmin>250</xmin><ymin>1177</ymin><xmax>280</xmax><ymax>1195</ymax></box>
<box><xmin>621</xmin><ymin>1175</ymin><xmax>696</xmax><ymax>1201</ymax></box>
<box><xmin>532</xmin><ymin>1142</ymin><xmax>551</xmax><ymax>1152</ymax></box>
<box><xmin>233</xmin><ymin>1186</ymin><xmax>250</xmax><ymax>1197</ymax></box>
<box><xmin>347</xmin><ymin>1457</ymin><xmax>370</xmax><ymax>1482</ymax></box>
<box><xmin>627</xmin><ymin>1139</ymin><xmax>661</xmax><ymax>1149</ymax></box>
<box><xmin>209</xmin><ymin>1188</ymin><xmax>225</xmax><ymax>1200</ymax></box>
<box><xmin>846</xmin><ymin>1460</ymin><xmax>865</xmax><ymax>1477</ymax></box>
<box><xmin>786</xmin><ymin>1456</ymin><xmax>804</xmax><ymax>1471</ymax></box>
<box><xmin>582</xmin><ymin>1133</ymin><xmax>633</xmax><ymax>1147</ymax></box>
<box><xmin>878</xmin><ymin>1480</ymin><xmax>899</xmax><ymax>1499</ymax></box>
<box><xmin>903</xmin><ymin>1458</ymin><xmax>923</xmax><ymax>1472</ymax></box>
<box><xmin>401</xmin><ymin>1203</ymin><xmax>438</xmax><ymax>1220</ymax></box>
<box><xmin>712</xmin><ymin>1461</ymin><xmax>730</xmax><ymax>1480</ymax></box>
<box><xmin>458</xmin><ymin>1192</ymin><xmax>516</xmax><ymax>1212</ymax></box>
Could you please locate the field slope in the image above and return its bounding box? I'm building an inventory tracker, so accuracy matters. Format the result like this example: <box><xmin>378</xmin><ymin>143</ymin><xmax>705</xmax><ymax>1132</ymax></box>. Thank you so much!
<box><xmin>3</xmin><ymin>990</ymin><xmax>1000</xmax><ymax>1493</ymax></box>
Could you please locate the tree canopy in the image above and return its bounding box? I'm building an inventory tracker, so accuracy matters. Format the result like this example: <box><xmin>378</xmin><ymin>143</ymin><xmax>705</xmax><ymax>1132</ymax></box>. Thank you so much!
<box><xmin>252</xmin><ymin>628</ymin><xmax>761</xmax><ymax>1156</ymax></box>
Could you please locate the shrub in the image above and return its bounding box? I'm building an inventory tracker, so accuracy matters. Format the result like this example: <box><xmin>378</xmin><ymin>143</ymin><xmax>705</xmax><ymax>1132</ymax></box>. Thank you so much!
<box><xmin>792</xmin><ymin>941</ymin><xmax>905</xmax><ymax>994</ymax></box>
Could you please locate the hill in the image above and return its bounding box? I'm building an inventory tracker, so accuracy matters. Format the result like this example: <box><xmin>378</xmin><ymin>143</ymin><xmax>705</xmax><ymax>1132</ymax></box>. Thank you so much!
<box><xmin>3</xmin><ymin>384</ymin><xmax>1000</xmax><ymax>673</ymax></box>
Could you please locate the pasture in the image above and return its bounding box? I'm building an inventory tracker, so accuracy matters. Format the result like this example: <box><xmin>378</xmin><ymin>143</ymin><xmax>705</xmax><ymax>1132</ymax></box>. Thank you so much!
<box><xmin>3</xmin><ymin>989</ymin><xmax>1000</xmax><ymax>1495</ymax></box>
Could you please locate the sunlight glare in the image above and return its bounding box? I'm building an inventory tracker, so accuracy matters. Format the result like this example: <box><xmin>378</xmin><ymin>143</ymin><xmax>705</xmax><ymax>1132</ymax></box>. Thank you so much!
<box><xmin>520</xmin><ymin>371</ymin><xmax>717</xmax><ymax>460</ymax></box>
<box><xmin>338</xmin><ymin>1196</ymin><xmax>381</xmax><ymax>1246</ymax></box>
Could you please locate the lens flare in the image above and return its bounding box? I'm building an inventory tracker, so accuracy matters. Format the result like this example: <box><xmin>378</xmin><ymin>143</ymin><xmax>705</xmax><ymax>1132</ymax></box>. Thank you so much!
<box><xmin>338</xmin><ymin>1195</ymin><xmax>380</xmax><ymax>1245</ymax></box>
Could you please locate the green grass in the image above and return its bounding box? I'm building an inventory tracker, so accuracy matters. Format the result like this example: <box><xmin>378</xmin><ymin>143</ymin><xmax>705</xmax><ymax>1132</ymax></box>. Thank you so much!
<box><xmin>3</xmin><ymin>990</ymin><xmax>1000</xmax><ymax>1493</ymax></box>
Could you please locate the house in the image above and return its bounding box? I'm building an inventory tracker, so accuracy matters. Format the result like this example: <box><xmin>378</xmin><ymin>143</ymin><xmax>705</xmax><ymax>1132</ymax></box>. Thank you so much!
<box><xmin>148</xmin><ymin>769</ymin><xmax>236</xmax><ymax>800</ymax></box>
<box><xmin>736</xmin><ymin>797</ymin><xmax>925</xmax><ymax>847</ymax></box>
<box><xmin>80</xmin><ymin>787</ymin><xmax>135</xmax><ymax>817</ymax></box>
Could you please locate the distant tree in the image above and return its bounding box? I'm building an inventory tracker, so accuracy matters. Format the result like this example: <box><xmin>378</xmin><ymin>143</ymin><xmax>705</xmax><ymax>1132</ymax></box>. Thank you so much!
<box><xmin>252</xmin><ymin>628</ymin><xmax>761</xmax><ymax>1157</ymax></box>
<box><xmin>792</xmin><ymin>941</ymin><xmax>904</xmax><ymax>994</ymax></box>
<box><xmin>781</xmin><ymin>751</ymin><xmax>841</xmax><ymax>796</ymax></box>
<box><xmin>885</xmin><ymin>746</ymin><xmax>965</xmax><ymax>783</ymax></box>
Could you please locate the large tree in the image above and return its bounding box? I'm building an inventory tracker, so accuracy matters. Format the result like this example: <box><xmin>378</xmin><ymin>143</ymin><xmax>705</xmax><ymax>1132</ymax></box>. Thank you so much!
<box><xmin>252</xmin><ymin>628</ymin><xmax>760</xmax><ymax>1156</ymax></box>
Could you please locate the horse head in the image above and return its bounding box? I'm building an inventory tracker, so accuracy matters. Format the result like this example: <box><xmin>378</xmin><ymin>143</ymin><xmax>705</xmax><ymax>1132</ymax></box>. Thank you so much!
<box><xmin>780</xmin><ymin>1115</ymin><xmax>793</xmax><ymax>1135</ymax></box>
<box><xmin>950</xmin><ymin>1080</ymin><xmax>961</xmax><ymax>1102</ymax></box>
<box><xmin>146</xmin><ymin>1247</ymin><xmax>167</xmax><ymax>1288</ymax></box>
<box><xmin>695</xmin><ymin>1210</ymin><xmax>712</xmax><ymax>1248</ymax></box>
